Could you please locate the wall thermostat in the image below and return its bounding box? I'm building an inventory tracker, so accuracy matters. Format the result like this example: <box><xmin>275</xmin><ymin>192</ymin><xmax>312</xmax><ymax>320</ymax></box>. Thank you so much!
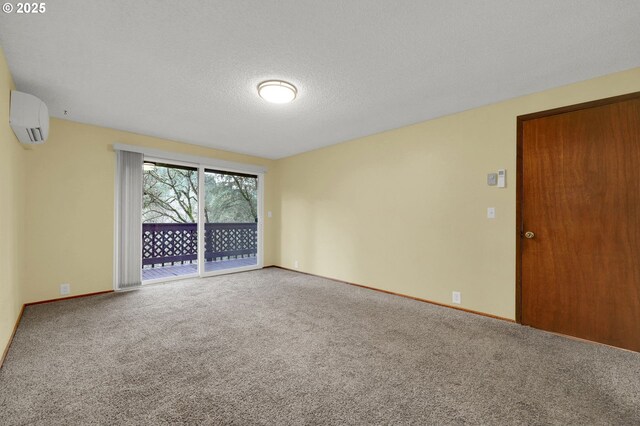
<box><xmin>497</xmin><ymin>169</ymin><xmax>506</xmax><ymax>188</ymax></box>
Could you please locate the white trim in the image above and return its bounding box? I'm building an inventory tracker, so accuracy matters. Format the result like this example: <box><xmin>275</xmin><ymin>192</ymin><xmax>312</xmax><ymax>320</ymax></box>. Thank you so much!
<box><xmin>142</xmin><ymin>272</ymin><xmax>199</xmax><ymax>286</ymax></box>
<box><xmin>140</xmin><ymin>266</ymin><xmax>263</xmax><ymax>287</ymax></box>
<box><xmin>113</xmin><ymin>143</ymin><xmax>267</xmax><ymax>175</ymax></box>
<box><xmin>257</xmin><ymin>172</ymin><xmax>265</xmax><ymax>268</ymax></box>
<box><xmin>145</xmin><ymin>156</ymin><xmax>197</xmax><ymax>170</ymax></box>
<box><xmin>142</xmin><ymin>264</ymin><xmax>262</xmax><ymax>284</ymax></box>
<box><xmin>197</xmin><ymin>166</ymin><xmax>205</xmax><ymax>276</ymax></box>
<box><xmin>201</xmin><ymin>264</ymin><xmax>261</xmax><ymax>278</ymax></box>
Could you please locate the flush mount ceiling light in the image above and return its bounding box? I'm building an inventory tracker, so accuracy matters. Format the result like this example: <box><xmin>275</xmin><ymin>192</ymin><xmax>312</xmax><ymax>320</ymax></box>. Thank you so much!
<box><xmin>257</xmin><ymin>80</ymin><xmax>297</xmax><ymax>104</ymax></box>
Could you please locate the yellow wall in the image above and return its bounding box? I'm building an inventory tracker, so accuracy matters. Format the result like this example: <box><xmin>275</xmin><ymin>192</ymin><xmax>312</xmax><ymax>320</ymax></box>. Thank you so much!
<box><xmin>4</xmin><ymin>34</ymin><xmax>640</xmax><ymax>326</ymax></box>
<box><xmin>0</xmin><ymin>46</ymin><xmax>26</xmax><ymax>356</ymax></box>
<box><xmin>22</xmin><ymin>119</ymin><xmax>275</xmax><ymax>303</ymax></box>
<box><xmin>275</xmin><ymin>67</ymin><xmax>640</xmax><ymax>320</ymax></box>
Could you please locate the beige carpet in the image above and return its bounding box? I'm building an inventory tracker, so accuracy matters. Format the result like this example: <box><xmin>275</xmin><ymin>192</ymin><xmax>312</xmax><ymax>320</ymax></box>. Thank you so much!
<box><xmin>1</xmin><ymin>268</ymin><xmax>639</xmax><ymax>425</ymax></box>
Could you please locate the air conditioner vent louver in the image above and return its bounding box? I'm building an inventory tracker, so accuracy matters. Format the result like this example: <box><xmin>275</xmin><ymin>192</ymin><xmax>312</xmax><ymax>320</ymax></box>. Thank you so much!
<box><xmin>27</xmin><ymin>127</ymin><xmax>43</xmax><ymax>142</ymax></box>
<box><xmin>9</xmin><ymin>91</ymin><xmax>49</xmax><ymax>145</ymax></box>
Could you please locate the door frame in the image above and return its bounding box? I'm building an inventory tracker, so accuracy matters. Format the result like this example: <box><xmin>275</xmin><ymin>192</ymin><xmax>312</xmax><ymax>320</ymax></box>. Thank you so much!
<box><xmin>515</xmin><ymin>91</ymin><xmax>640</xmax><ymax>323</ymax></box>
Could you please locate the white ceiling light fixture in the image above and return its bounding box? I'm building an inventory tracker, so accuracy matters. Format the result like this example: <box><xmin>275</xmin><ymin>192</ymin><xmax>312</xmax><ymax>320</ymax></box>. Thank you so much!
<box><xmin>258</xmin><ymin>80</ymin><xmax>297</xmax><ymax>104</ymax></box>
<box><xmin>143</xmin><ymin>162</ymin><xmax>156</xmax><ymax>171</ymax></box>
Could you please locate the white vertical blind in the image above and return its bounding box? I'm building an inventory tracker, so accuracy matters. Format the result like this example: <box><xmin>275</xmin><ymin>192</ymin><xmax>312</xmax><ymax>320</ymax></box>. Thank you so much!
<box><xmin>116</xmin><ymin>150</ymin><xmax>143</xmax><ymax>289</ymax></box>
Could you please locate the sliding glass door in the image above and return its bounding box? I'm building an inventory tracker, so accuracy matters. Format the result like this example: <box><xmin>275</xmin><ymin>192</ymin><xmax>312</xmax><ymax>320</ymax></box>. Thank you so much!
<box><xmin>141</xmin><ymin>162</ymin><xmax>199</xmax><ymax>282</ymax></box>
<box><xmin>140</xmin><ymin>159</ymin><xmax>262</xmax><ymax>283</ymax></box>
<box><xmin>202</xmin><ymin>170</ymin><xmax>258</xmax><ymax>274</ymax></box>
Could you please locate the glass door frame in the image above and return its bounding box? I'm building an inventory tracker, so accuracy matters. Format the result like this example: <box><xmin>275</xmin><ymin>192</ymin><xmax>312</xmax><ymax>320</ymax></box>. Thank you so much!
<box><xmin>141</xmin><ymin>156</ymin><xmax>200</xmax><ymax>285</ymax></box>
<box><xmin>197</xmin><ymin>166</ymin><xmax>264</xmax><ymax>278</ymax></box>
<box><xmin>141</xmin><ymin>156</ymin><xmax>264</xmax><ymax>285</ymax></box>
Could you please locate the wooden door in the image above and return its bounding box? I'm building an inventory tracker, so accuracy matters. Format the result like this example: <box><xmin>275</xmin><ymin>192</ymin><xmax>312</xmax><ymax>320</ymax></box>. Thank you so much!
<box><xmin>518</xmin><ymin>93</ymin><xmax>640</xmax><ymax>352</ymax></box>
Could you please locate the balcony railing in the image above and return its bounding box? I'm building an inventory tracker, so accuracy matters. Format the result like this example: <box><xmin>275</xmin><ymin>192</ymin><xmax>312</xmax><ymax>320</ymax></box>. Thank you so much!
<box><xmin>142</xmin><ymin>222</ymin><xmax>257</xmax><ymax>267</ymax></box>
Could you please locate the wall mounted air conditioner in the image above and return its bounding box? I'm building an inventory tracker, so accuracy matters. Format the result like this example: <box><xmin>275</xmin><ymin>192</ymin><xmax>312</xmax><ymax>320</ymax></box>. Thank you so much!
<box><xmin>9</xmin><ymin>90</ymin><xmax>49</xmax><ymax>145</ymax></box>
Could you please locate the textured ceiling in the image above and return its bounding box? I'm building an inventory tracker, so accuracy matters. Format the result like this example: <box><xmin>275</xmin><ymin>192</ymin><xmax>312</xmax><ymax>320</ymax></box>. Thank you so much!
<box><xmin>1</xmin><ymin>1</ymin><xmax>639</xmax><ymax>159</ymax></box>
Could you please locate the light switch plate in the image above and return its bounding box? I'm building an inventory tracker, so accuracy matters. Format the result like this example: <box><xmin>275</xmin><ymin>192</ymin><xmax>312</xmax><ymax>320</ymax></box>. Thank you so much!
<box><xmin>487</xmin><ymin>173</ymin><xmax>497</xmax><ymax>186</ymax></box>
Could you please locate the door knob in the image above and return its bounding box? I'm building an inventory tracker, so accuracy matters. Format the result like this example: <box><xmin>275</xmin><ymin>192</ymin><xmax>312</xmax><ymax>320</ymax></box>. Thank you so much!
<box><xmin>524</xmin><ymin>231</ymin><xmax>535</xmax><ymax>239</ymax></box>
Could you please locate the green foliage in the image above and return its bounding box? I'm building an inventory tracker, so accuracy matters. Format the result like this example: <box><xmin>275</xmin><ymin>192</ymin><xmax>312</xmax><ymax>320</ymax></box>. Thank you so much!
<box><xmin>204</xmin><ymin>173</ymin><xmax>257</xmax><ymax>223</ymax></box>
<box><xmin>143</xmin><ymin>165</ymin><xmax>257</xmax><ymax>224</ymax></box>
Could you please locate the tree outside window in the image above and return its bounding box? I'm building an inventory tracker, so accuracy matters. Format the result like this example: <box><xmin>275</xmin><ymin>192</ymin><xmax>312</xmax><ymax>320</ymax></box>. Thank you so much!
<box><xmin>143</xmin><ymin>164</ymin><xmax>257</xmax><ymax>224</ymax></box>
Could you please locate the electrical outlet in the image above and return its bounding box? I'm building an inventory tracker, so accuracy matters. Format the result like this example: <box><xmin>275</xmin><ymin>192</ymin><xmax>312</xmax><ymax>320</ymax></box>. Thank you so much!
<box><xmin>60</xmin><ymin>283</ymin><xmax>71</xmax><ymax>296</ymax></box>
<box><xmin>487</xmin><ymin>207</ymin><xmax>496</xmax><ymax>219</ymax></box>
<box><xmin>294</xmin><ymin>260</ymin><xmax>299</xmax><ymax>269</ymax></box>
<box><xmin>267</xmin><ymin>211</ymin><xmax>273</xmax><ymax>218</ymax></box>
<box><xmin>452</xmin><ymin>291</ymin><xmax>461</xmax><ymax>304</ymax></box>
